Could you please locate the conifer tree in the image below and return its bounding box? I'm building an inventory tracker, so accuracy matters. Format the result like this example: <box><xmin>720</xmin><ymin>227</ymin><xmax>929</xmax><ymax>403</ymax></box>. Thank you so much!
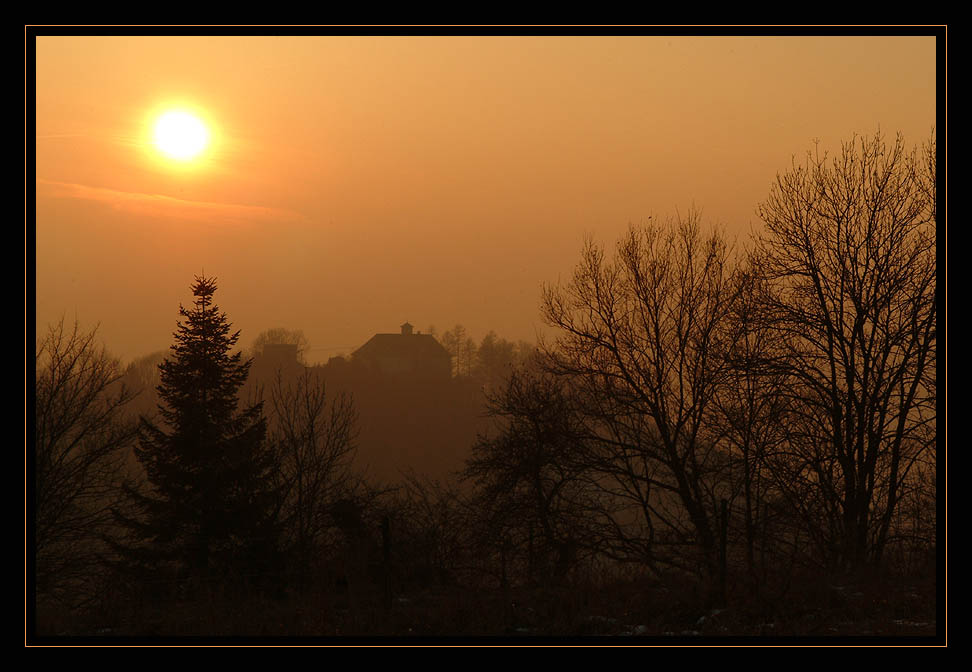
<box><xmin>112</xmin><ymin>275</ymin><xmax>281</xmax><ymax>591</ymax></box>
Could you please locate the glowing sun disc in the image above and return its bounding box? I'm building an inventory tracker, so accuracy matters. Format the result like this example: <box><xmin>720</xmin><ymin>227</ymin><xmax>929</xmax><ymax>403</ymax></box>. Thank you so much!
<box><xmin>153</xmin><ymin>110</ymin><xmax>210</xmax><ymax>161</ymax></box>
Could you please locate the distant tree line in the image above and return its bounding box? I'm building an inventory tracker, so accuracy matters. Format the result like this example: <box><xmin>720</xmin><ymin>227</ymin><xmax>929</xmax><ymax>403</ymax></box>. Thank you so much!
<box><xmin>437</xmin><ymin>325</ymin><xmax>535</xmax><ymax>387</ymax></box>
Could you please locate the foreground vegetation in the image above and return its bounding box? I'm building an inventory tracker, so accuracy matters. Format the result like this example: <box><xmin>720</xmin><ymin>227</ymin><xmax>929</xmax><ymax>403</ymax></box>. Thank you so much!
<box><xmin>35</xmin><ymin>562</ymin><xmax>937</xmax><ymax>639</ymax></box>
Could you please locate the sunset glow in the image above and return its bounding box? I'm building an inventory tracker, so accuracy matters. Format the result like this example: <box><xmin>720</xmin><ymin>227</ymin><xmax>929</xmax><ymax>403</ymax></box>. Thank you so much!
<box><xmin>152</xmin><ymin>109</ymin><xmax>210</xmax><ymax>161</ymax></box>
<box><xmin>35</xmin><ymin>35</ymin><xmax>938</xmax><ymax>367</ymax></box>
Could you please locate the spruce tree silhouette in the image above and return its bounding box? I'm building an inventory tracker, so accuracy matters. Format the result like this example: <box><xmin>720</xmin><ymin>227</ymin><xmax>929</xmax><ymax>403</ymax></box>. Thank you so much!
<box><xmin>111</xmin><ymin>275</ymin><xmax>282</xmax><ymax>595</ymax></box>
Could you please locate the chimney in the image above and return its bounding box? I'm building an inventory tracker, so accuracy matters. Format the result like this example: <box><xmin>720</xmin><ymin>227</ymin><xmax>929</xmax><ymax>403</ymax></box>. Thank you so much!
<box><xmin>401</xmin><ymin>322</ymin><xmax>414</xmax><ymax>336</ymax></box>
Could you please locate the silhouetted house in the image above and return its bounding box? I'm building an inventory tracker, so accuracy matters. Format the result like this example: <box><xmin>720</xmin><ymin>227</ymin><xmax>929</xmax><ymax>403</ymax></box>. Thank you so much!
<box><xmin>250</xmin><ymin>342</ymin><xmax>303</xmax><ymax>382</ymax></box>
<box><xmin>262</xmin><ymin>343</ymin><xmax>300</xmax><ymax>367</ymax></box>
<box><xmin>352</xmin><ymin>322</ymin><xmax>451</xmax><ymax>380</ymax></box>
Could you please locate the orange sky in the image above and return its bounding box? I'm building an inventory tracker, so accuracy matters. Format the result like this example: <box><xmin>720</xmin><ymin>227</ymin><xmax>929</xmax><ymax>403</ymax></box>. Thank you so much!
<box><xmin>33</xmin><ymin>34</ymin><xmax>939</xmax><ymax>364</ymax></box>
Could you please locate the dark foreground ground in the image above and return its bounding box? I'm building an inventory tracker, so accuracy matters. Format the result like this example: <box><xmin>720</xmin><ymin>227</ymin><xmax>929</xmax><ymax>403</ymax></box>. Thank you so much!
<box><xmin>32</xmin><ymin>569</ymin><xmax>940</xmax><ymax>644</ymax></box>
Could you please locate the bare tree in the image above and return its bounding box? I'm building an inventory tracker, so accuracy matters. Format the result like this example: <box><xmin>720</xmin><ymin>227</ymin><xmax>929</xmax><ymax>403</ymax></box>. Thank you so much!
<box><xmin>470</xmin><ymin>331</ymin><xmax>515</xmax><ymax>391</ymax></box>
<box><xmin>541</xmin><ymin>213</ymin><xmax>742</xmax><ymax>590</ymax></box>
<box><xmin>707</xmin><ymin>263</ymin><xmax>808</xmax><ymax>590</ymax></box>
<box><xmin>471</xmin><ymin>332</ymin><xmax>535</xmax><ymax>394</ymax></box>
<box><xmin>267</xmin><ymin>369</ymin><xmax>358</xmax><ymax>584</ymax></box>
<box><xmin>463</xmin><ymin>364</ymin><xmax>602</xmax><ymax>586</ymax></box>
<box><xmin>440</xmin><ymin>324</ymin><xmax>477</xmax><ymax>378</ymax></box>
<box><xmin>34</xmin><ymin>319</ymin><xmax>138</xmax><ymax>608</ymax></box>
<box><xmin>754</xmin><ymin>130</ymin><xmax>937</xmax><ymax>573</ymax></box>
<box><xmin>388</xmin><ymin>471</ymin><xmax>469</xmax><ymax>589</ymax></box>
<box><xmin>119</xmin><ymin>350</ymin><xmax>166</xmax><ymax>421</ymax></box>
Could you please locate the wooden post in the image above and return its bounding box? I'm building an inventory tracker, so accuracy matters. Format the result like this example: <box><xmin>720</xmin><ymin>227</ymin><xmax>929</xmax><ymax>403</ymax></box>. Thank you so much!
<box><xmin>719</xmin><ymin>498</ymin><xmax>729</xmax><ymax>607</ymax></box>
<box><xmin>381</xmin><ymin>515</ymin><xmax>391</xmax><ymax>610</ymax></box>
<box><xmin>528</xmin><ymin>523</ymin><xmax>534</xmax><ymax>586</ymax></box>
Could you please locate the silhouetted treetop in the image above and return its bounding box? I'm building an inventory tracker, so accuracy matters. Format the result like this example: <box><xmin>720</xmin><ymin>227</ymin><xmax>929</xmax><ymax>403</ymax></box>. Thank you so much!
<box><xmin>111</xmin><ymin>275</ymin><xmax>282</xmax><ymax>587</ymax></box>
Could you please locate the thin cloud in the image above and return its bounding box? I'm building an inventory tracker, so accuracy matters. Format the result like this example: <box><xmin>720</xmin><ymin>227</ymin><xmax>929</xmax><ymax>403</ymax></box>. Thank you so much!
<box><xmin>36</xmin><ymin>179</ymin><xmax>307</xmax><ymax>226</ymax></box>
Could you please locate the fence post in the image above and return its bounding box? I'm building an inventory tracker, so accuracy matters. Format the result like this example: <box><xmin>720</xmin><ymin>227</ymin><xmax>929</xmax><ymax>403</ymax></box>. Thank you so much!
<box><xmin>719</xmin><ymin>498</ymin><xmax>729</xmax><ymax>607</ymax></box>
<box><xmin>382</xmin><ymin>515</ymin><xmax>391</xmax><ymax>610</ymax></box>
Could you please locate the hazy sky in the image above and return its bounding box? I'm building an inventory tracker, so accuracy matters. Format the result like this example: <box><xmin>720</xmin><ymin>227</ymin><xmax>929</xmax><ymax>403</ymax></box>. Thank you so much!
<box><xmin>33</xmin><ymin>34</ymin><xmax>938</xmax><ymax>365</ymax></box>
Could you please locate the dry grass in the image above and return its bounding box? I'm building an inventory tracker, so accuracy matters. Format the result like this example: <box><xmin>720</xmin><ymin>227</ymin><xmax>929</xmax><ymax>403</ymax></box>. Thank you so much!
<box><xmin>32</xmin><ymin>565</ymin><xmax>939</xmax><ymax>642</ymax></box>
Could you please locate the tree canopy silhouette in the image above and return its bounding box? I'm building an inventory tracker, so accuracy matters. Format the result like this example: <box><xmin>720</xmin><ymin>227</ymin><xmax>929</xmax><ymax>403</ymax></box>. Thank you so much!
<box><xmin>541</xmin><ymin>214</ymin><xmax>742</xmax><ymax>590</ymax></box>
<box><xmin>35</xmin><ymin>318</ymin><xmax>137</xmax><ymax>607</ymax></box>
<box><xmin>754</xmin><ymin>130</ymin><xmax>937</xmax><ymax>572</ymax></box>
<box><xmin>111</xmin><ymin>275</ymin><xmax>282</xmax><ymax>590</ymax></box>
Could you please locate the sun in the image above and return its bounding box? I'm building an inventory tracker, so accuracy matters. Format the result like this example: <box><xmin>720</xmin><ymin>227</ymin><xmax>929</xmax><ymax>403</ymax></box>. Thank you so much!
<box><xmin>152</xmin><ymin>110</ymin><xmax>211</xmax><ymax>161</ymax></box>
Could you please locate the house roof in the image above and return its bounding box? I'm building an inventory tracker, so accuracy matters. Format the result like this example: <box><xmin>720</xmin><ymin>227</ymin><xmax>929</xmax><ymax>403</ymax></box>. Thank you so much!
<box><xmin>353</xmin><ymin>332</ymin><xmax>450</xmax><ymax>361</ymax></box>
